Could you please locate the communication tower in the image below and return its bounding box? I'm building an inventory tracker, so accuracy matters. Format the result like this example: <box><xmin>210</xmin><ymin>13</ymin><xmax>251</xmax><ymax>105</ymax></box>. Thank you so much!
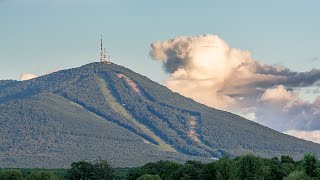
<box><xmin>99</xmin><ymin>35</ymin><xmax>111</xmax><ymax>64</ymax></box>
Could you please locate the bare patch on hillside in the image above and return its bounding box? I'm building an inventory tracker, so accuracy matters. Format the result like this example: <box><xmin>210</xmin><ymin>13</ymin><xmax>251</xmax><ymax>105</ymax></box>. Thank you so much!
<box><xmin>117</xmin><ymin>74</ymin><xmax>141</xmax><ymax>95</ymax></box>
<box><xmin>189</xmin><ymin>116</ymin><xmax>201</xmax><ymax>143</ymax></box>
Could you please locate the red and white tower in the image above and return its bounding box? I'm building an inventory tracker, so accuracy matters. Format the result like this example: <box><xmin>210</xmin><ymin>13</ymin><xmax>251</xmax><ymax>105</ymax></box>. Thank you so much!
<box><xmin>100</xmin><ymin>35</ymin><xmax>111</xmax><ymax>64</ymax></box>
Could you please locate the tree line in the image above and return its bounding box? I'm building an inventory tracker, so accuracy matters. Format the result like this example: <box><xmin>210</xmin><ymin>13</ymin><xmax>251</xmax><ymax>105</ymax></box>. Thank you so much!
<box><xmin>1</xmin><ymin>153</ymin><xmax>320</xmax><ymax>179</ymax></box>
<box><xmin>0</xmin><ymin>160</ymin><xmax>114</xmax><ymax>180</ymax></box>
<box><xmin>127</xmin><ymin>154</ymin><xmax>320</xmax><ymax>180</ymax></box>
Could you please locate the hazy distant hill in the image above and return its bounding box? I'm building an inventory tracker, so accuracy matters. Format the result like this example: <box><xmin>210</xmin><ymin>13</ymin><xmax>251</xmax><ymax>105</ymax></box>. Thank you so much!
<box><xmin>0</xmin><ymin>62</ymin><xmax>319</xmax><ymax>168</ymax></box>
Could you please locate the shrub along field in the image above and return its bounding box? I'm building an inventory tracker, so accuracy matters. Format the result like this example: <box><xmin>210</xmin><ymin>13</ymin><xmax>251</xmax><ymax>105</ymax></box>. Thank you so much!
<box><xmin>1</xmin><ymin>154</ymin><xmax>319</xmax><ymax>180</ymax></box>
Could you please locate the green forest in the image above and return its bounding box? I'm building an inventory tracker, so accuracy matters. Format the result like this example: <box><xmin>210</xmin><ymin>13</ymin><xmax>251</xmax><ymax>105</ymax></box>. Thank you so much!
<box><xmin>1</xmin><ymin>154</ymin><xmax>320</xmax><ymax>180</ymax></box>
<box><xmin>2</xmin><ymin>63</ymin><xmax>320</xmax><ymax>168</ymax></box>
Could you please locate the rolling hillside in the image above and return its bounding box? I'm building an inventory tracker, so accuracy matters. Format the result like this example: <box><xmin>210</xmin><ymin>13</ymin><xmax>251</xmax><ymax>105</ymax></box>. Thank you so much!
<box><xmin>0</xmin><ymin>62</ymin><xmax>319</xmax><ymax>168</ymax></box>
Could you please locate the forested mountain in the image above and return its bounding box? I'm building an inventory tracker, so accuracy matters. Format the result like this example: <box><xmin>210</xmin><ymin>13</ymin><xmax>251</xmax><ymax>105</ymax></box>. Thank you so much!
<box><xmin>0</xmin><ymin>62</ymin><xmax>319</xmax><ymax>168</ymax></box>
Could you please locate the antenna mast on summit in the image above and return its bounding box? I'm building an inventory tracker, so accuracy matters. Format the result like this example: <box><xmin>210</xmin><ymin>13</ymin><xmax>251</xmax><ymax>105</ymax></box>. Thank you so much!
<box><xmin>103</xmin><ymin>48</ymin><xmax>107</xmax><ymax>62</ymax></box>
<box><xmin>99</xmin><ymin>35</ymin><xmax>111</xmax><ymax>64</ymax></box>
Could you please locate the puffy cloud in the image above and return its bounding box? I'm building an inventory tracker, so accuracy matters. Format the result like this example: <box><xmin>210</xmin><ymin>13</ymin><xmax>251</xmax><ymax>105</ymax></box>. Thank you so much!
<box><xmin>152</xmin><ymin>35</ymin><xmax>255</xmax><ymax>108</ymax></box>
<box><xmin>150</xmin><ymin>35</ymin><xmax>320</xmax><ymax>109</ymax></box>
<box><xmin>238</xmin><ymin>107</ymin><xmax>257</xmax><ymax>121</ymax></box>
<box><xmin>261</xmin><ymin>85</ymin><xmax>296</xmax><ymax>105</ymax></box>
<box><xmin>314</xmin><ymin>96</ymin><xmax>320</xmax><ymax>108</ymax></box>
<box><xmin>19</xmin><ymin>66</ymin><xmax>61</xmax><ymax>81</ymax></box>
<box><xmin>20</xmin><ymin>73</ymin><xmax>38</xmax><ymax>81</ymax></box>
<box><xmin>285</xmin><ymin>130</ymin><xmax>320</xmax><ymax>144</ymax></box>
<box><xmin>150</xmin><ymin>34</ymin><xmax>320</xmax><ymax>141</ymax></box>
<box><xmin>257</xmin><ymin>86</ymin><xmax>320</xmax><ymax>131</ymax></box>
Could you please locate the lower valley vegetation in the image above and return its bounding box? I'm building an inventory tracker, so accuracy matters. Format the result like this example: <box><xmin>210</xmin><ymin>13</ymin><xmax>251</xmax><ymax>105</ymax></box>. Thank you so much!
<box><xmin>1</xmin><ymin>154</ymin><xmax>320</xmax><ymax>180</ymax></box>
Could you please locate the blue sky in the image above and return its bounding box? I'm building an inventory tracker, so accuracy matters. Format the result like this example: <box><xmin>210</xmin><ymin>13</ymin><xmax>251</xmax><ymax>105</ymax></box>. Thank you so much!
<box><xmin>1</xmin><ymin>0</ymin><xmax>319</xmax><ymax>82</ymax></box>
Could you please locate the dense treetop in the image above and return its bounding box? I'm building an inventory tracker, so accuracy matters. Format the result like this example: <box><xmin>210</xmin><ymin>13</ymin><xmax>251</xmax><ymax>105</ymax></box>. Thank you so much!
<box><xmin>1</xmin><ymin>154</ymin><xmax>319</xmax><ymax>180</ymax></box>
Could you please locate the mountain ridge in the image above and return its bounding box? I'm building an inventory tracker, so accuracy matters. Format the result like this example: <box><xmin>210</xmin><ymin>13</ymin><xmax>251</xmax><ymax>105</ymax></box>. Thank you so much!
<box><xmin>0</xmin><ymin>62</ymin><xmax>319</xmax><ymax>168</ymax></box>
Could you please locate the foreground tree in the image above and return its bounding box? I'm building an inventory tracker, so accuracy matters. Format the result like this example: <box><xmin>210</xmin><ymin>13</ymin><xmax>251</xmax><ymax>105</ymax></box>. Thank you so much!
<box><xmin>215</xmin><ymin>157</ymin><xmax>236</xmax><ymax>180</ymax></box>
<box><xmin>199</xmin><ymin>162</ymin><xmax>216</xmax><ymax>180</ymax></box>
<box><xmin>67</xmin><ymin>161</ymin><xmax>94</xmax><ymax>180</ymax></box>
<box><xmin>137</xmin><ymin>174</ymin><xmax>162</xmax><ymax>180</ymax></box>
<box><xmin>265</xmin><ymin>157</ymin><xmax>284</xmax><ymax>180</ymax></box>
<box><xmin>27</xmin><ymin>171</ymin><xmax>58</xmax><ymax>180</ymax></box>
<box><xmin>92</xmin><ymin>160</ymin><xmax>114</xmax><ymax>180</ymax></box>
<box><xmin>168</xmin><ymin>163</ymin><xmax>201</xmax><ymax>180</ymax></box>
<box><xmin>126</xmin><ymin>160</ymin><xmax>181</xmax><ymax>180</ymax></box>
<box><xmin>283</xmin><ymin>171</ymin><xmax>311</xmax><ymax>180</ymax></box>
<box><xmin>66</xmin><ymin>160</ymin><xmax>114</xmax><ymax>180</ymax></box>
<box><xmin>303</xmin><ymin>153</ymin><xmax>318</xmax><ymax>178</ymax></box>
<box><xmin>237</xmin><ymin>154</ymin><xmax>268</xmax><ymax>180</ymax></box>
<box><xmin>0</xmin><ymin>169</ymin><xmax>23</xmax><ymax>180</ymax></box>
<box><xmin>281</xmin><ymin>155</ymin><xmax>295</xmax><ymax>164</ymax></box>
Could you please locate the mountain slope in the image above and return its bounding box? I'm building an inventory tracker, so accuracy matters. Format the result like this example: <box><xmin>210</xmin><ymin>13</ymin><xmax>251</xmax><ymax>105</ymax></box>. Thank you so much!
<box><xmin>0</xmin><ymin>62</ymin><xmax>319</xmax><ymax>168</ymax></box>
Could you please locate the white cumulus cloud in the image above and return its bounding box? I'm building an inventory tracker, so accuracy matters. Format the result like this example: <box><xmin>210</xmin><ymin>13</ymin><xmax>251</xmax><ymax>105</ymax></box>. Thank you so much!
<box><xmin>150</xmin><ymin>34</ymin><xmax>320</xmax><ymax>143</ymax></box>
<box><xmin>20</xmin><ymin>73</ymin><xmax>38</xmax><ymax>81</ymax></box>
<box><xmin>285</xmin><ymin>130</ymin><xmax>320</xmax><ymax>144</ymax></box>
